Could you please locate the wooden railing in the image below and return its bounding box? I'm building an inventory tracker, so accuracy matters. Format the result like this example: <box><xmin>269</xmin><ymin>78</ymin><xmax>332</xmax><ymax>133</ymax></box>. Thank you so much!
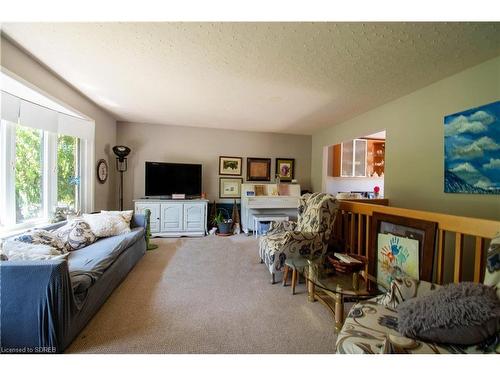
<box><xmin>335</xmin><ymin>201</ymin><xmax>500</xmax><ymax>284</ymax></box>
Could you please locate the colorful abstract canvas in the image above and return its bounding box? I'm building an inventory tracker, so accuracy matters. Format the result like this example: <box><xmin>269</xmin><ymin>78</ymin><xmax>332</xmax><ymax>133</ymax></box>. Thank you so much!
<box><xmin>377</xmin><ymin>233</ymin><xmax>419</xmax><ymax>289</ymax></box>
<box><xmin>444</xmin><ymin>101</ymin><xmax>500</xmax><ymax>194</ymax></box>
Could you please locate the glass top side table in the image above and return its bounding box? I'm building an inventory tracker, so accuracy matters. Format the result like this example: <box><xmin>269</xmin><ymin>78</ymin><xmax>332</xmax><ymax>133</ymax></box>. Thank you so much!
<box><xmin>301</xmin><ymin>259</ymin><xmax>380</xmax><ymax>332</ymax></box>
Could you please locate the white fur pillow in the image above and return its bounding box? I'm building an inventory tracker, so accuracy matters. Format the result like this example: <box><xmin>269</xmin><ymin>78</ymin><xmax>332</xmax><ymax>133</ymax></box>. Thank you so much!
<box><xmin>101</xmin><ymin>210</ymin><xmax>134</xmax><ymax>223</ymax></box>
<box><xmin>82</xmin><ymin>213</ymin><xmax>131</xmax><ymax>237</ymax></box>
<box><xmin>1</xmin><ymin>240</ymin><xmax>69</xmax><ymax>261</ymax></box>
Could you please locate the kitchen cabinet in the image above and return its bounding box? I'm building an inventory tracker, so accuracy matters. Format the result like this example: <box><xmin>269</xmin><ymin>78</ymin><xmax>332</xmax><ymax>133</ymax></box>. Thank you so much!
<box><xmin>332</xmin><ymin>139</ymin><xmax>367</xmax><ymax>177</ymax></box>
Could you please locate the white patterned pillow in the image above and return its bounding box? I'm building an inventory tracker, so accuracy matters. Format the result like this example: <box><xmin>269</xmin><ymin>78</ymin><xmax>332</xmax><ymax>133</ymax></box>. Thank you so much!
<box><xmin>1</xmin><ymin>240</ymin><xmax>69</xmax><ymax>261</ymax></box>
<box><xmin>484</xmin><ymin>233</ymin><xmax>500</xmax><ymax>299</ymax></box>
<box><xmin>101</xmin><ymin>210</ymin><xmax>134</xmax><ymax>223</ymax></box>
<box><xmin>82</xmin><ymin>213</ymin><xmax>131</xmax><ymax>238</ymax></box>
<box><xmin>375</xmin><ymin>277</ymin><xmax>441</xmax><ymax>309</ymax></box>
<box><xmin>54</xmin><ymin>220</ymin><xmax>97</xmax><ymax>251</ymax></box>
<box><xmin>14</xmin><ymin>229</ymin><xmax>67</xmax><ymax>252</ymax></box>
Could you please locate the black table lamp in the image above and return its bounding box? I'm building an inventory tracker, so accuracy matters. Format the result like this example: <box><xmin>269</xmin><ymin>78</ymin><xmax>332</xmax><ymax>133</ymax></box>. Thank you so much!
<box><xmin>113</xmin><ymin>145</ymin><xmax>131</xmax><ymax>210</ymax></box>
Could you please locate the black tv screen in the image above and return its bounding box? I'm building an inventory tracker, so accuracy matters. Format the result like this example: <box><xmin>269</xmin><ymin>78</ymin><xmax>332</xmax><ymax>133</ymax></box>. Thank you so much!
<box><xmin>145</xmin><ymin>162</ymin><xmax>202</xmax><ymax>197</ymax></box>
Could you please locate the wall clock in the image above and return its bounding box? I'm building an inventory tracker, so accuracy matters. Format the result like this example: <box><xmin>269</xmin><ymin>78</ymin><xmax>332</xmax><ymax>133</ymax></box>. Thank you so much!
<box><xmin>96</xmin><ymin>159</ymin><xmax>108</xmax><ymax>184</ymax></box>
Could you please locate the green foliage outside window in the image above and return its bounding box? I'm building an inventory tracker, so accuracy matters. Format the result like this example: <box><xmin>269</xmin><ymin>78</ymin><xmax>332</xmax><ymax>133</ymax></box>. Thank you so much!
<box><xmin>57</xmin><ymin>134</ymin><xmax>78</xmax><ymax>209</ymax></box>
<box><xmin>15</xmin><ymin>125</ymin><xmax>43</xmax><ymax>222</ymax></box>
<box><xmin>14</xmin><ymin>126</ymin><xmax>79</xmax><ymax>223</ymax></box>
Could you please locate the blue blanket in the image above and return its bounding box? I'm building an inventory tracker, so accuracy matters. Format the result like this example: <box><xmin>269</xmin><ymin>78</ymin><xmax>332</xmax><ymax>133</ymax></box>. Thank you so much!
<box><xmin>0</xmin><ymin>214</ymin><xmax>147</xmax><ymax>353</ymax></box>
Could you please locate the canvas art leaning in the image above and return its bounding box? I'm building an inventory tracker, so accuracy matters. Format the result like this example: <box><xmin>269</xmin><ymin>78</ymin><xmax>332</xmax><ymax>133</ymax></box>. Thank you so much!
<box><xmin>444</xmin><ymin>100</ymin><xmax>500</xmax><ymax>194</ymax></box>
<box><xmin>376</xmin><ymin>233</ymin><xmax>420</xmax><ymax>289</ymax></box>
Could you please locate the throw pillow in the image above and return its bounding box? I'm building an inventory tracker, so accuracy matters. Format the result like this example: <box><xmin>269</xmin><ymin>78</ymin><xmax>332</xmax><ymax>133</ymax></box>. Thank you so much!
<box><xmin>54</xmin><ymin>220</ymin><xmax>97</xmax><ymax>251</ymax></box>
<box><xmin>101</xmin><ymin>210</ymin><xmax>134</xmax><ymax>223</ymax></box>
<box><xmin>1</xmin><ymin>240</ymin><xmax>69</xmax><ymax>261</ymax></box>
<box><xmin>397</xmin><ymin>282</ymin><xmax>500</xmax><ymax>346</ymax></box>
<box><xmin>82</xmin><ymin>213</ymin><xmax>131</xmax><ymax>238</ymax></box>
<box><xmin>14</xmin><ymin>229</ymin><xmax>67</xmax><ymax>253</ymax></box>
<box><xmin>375</xmin><ymin>277</ymin><xmax>440</xmax><ymax>309</ymax></box>
<box><xmin>484</xmin><ymin>232</ymin><xmax>500</xmax><ymax>299</ymax></box>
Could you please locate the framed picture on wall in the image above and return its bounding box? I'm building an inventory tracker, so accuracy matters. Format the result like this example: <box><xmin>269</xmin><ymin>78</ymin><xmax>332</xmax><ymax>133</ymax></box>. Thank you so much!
<box><xmin>368</xmin><ymin>212</ymin><xmax>437</xmax><ymax>291</ymax></box>
<box><xmin>219</xmin><ymin>177</ymin><xmax>243</xmax><ymax>198</ymax></box>
<box><xmin>247</xmin><ymin>158</ymin><xmax>271</xmax><ymax>181</ymax></box>
<box><xmin>219</xmin><ymin>156</ymin><xmax>243</xmax><ymax>176</ymax></box>
<box><xmin>276</xmin><ymin>158</ymin><xmax>295</xmax><ymax>182</ymax></box>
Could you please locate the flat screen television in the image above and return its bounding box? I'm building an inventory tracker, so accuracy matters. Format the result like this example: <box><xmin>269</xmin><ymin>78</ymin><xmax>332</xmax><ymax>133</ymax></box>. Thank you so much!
<box><xmin>145</xmin><ymin>162</ymin><xmax>202</xmax><ymax>197</ymax></box>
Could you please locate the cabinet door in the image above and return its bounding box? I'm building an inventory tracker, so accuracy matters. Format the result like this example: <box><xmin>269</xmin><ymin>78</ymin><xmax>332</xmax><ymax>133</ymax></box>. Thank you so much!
<box><xmin>160</xmin><ymin>204</ymin><xmax>183</xmax><ymax>232</ymax></box>
<box><xmin>183</xmin><ymin>203</ymin><xmax>205</xmax><ymax>232</ymax></box>
<box><xmin>341</xmin><ymin>140</ymin><xmax>354</xmax><ymax>177</ymax></box>
<box><xmin>353</xmin><ymin>139</ymin><xmax>367</xmax><ymax>177</ymax></box>
<box><xmin>135</xmin><ymin>203</ymin><xmax>160</xmax><ymax>233</ymax></box>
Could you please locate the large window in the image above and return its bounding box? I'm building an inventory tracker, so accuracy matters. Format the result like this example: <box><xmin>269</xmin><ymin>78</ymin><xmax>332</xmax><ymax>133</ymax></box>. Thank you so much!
<box><xmin>1</xmin><ymin>71</ymin><xmax>95</xmax><ymax>233</ymax></box>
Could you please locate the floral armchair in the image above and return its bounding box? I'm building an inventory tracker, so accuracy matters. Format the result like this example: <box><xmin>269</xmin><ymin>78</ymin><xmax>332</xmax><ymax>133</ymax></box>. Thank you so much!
<box><xmin>259</xmin><ymin>192</ymin><xmax>338</xmax><ymax>283</ymax></box>
<box><xmin>336</xmin><ymin>233</ymin><xmax>500</xmax><ymax>354</ymax></box>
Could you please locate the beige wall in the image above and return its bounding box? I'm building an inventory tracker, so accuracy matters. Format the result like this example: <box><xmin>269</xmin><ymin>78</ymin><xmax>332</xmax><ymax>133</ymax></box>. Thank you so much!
<box><xmin>117</xmin><ymin>122</ymin><xmax>312</xmax><ymax>209</ymax></box>
<box><xmin>1</xmin><ymin>36</ymin><xmax>118</xmax><ymax>210</ymax></box>
<box><xmin>312</xmin><ymin>56</ymin><xmax>500</xmax><ymax>220</ymax></box>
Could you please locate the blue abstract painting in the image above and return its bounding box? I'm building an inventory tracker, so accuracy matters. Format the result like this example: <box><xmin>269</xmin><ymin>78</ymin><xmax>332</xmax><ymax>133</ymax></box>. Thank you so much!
<box><xmin>444</xmin><ymin>101</ymin><xmax>500</xmax><ymax>194</ymax></box>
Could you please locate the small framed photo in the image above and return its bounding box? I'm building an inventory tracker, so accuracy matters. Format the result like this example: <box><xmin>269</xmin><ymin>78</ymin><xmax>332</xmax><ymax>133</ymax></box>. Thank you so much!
<box><xmin>276</xmin><ymin>158</ymin><xmax>295</xmax><ymax>181</ymax></box>
<box><xmin>247</xmin><ymin>158</ymin><xmax>271</xmax><ymax>181</ymax></box>
<box><xmin>219</xmin><ymin>156</ymin><xmax>243</xmax><ymax>176</ymax></box>
<box><xmin>219</xmin><ymin>177</ymin><xmax>243</xmax><ymax>198</ymax></box>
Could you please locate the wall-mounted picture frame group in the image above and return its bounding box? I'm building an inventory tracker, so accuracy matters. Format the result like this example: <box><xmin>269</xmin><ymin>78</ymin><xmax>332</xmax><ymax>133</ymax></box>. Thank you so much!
<box><xmin>219</xmin><ymin>156</ymin><xmax>243</xmax><ymax>176</ymax></box>
<box><xmin>219</xmin><ymin>177</ymin><xmax>243</xmax><ymax>198</ymax></box>
<box><xmin>368</xmin><ymin>212</ymin><xmax>437</xmax><ymax>291</ymax></box>
<box><xmin>247</xmin><ymin>158</ymin><xmax>271</xmax><ymax>181</ymax></box>
<box><xmin>276</xmin><ymin>158</ymin><xmax>295</xmax><ymax>182</ymax></box>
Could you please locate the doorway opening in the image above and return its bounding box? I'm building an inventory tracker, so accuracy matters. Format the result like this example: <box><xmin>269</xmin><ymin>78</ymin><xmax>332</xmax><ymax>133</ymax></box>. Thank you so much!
<box><xmin>324</xmin><ymin>130</ymin><xmax>385</xmax><ymax>199</ymax></box>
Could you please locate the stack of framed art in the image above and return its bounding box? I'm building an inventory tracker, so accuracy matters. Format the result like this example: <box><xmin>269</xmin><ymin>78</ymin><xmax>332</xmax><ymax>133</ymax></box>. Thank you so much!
<box><xmin>218</xmin><ymin>156</ymin><xmax>296</xmax><ymax>198</ymax></box>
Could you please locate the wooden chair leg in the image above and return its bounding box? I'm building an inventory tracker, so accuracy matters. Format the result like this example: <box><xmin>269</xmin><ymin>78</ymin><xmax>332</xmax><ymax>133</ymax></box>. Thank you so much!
<box><xmin>291</xmin><ymin>268</ymin><xmax>297</xmax><ymax>295</ymax></box>
<box><xmin>282</xmin><ymin>265</ymin><xmax>290</xmax><ymax>286</ymax></box>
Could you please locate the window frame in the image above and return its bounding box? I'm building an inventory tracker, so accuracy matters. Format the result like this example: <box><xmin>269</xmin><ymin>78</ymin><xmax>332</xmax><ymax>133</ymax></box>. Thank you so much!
<box><xmin>0</xmin><ymin>121</ymin><xmax>94</xmax><ymax>234</ymax></box>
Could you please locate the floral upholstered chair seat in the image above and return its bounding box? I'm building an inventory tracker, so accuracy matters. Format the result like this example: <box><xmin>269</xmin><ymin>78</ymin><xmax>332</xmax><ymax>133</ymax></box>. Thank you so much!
<box><xmin>336</xmin><ymin>258</ymin><xmax>500</xmax><ymax>355</ymax></box>
<box><xmin>259</xmin><ymin>193</ymin><xmax>338</xmax><ymax>281</ymax></box>
<box><xmin>336</xmin><ymin>298</ymin><xmax>494</xmax><ymax>354</ymax></box>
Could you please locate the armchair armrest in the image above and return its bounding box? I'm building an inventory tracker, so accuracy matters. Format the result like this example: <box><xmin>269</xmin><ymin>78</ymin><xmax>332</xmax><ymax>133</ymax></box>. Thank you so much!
<box><xmin>267</xmin><ymin>220</ymin><xmax>297</xmax><ymax>235</ymax></box>
<box><xmin>131</xmin><ymin>213</ymin><xmax>147</xmax><ymax>233</ymax></box>
<box><xmin>279</xmin><ymin>231</ymin><xmax>328</xmax><ymax>258</ymax></box>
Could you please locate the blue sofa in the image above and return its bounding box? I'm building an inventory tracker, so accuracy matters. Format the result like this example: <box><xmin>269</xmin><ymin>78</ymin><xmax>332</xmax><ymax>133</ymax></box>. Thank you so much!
<box><xmin>0</xmin><ymin>214</ymin><xmax>147</xmax><ymax>353</ymax></box>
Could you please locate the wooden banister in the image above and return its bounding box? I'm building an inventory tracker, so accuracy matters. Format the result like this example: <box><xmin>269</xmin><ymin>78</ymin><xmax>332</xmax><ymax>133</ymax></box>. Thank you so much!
<box><xmin>338</xmin><ymin>201</ymin><xmax>499</xmax><ymax>238</ymax></box>
<box><xmin>336</xmin><ymin>201</ymin><xmax>500</xmax><ymax>284</ymax></box>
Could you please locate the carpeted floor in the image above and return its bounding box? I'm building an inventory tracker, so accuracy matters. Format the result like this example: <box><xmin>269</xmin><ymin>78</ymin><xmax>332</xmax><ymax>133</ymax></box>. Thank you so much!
<box><xmin>66</xmin><ymin>235</ymin><xmax>338</xmax><ymax>353</ymax></box>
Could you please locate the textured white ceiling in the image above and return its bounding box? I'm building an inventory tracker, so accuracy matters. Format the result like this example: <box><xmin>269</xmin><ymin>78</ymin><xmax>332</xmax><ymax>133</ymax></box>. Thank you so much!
<box><xmin>2</xmin><ymin>22</ymin><xmax>500</xmax><ymax>135</ymax></box>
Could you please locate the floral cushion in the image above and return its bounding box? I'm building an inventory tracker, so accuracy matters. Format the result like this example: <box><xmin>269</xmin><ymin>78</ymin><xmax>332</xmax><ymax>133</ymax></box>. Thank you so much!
<box><xmin>13</xmin><ymin>229</ymin><xmax>67</xmax><ymax>252</ymax></box>
<box><xmin>484</xmin><ymin>233</ymin><xmax>500</xmax><ymax>299</ymax></box>
<box><xmin>259</xmin><ymin>193</ymin><xmax>338</xmax><ymax>276</ymax></box>
<box><xmin>336</xmin><ymin>298</ymin><xmax>498</xmax><ymax>354</ymax></box>
<box><xmin>54</xmin><ymin>220</ymin><xmax>97</xmax><ymax>251</ymax></box>
<box><xmin>375</xmin><ymin>277</ymin><xmax>441</xmax><ymax>309</ymax></box>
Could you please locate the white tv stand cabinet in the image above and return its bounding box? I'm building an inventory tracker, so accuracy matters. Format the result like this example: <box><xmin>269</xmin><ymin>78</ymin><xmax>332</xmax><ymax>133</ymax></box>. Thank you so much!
<box><xmin>134</xmin><ymin>199</ymin><xmax>208</xmax><ymax>237</ymax></box>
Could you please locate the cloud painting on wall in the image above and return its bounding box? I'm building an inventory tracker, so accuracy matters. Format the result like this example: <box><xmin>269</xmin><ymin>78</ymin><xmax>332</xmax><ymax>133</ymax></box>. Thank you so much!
<box><xmin>444</xmin><ymin>100</ymin><xmax>500</xmax><ymax>194</ymax></box>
